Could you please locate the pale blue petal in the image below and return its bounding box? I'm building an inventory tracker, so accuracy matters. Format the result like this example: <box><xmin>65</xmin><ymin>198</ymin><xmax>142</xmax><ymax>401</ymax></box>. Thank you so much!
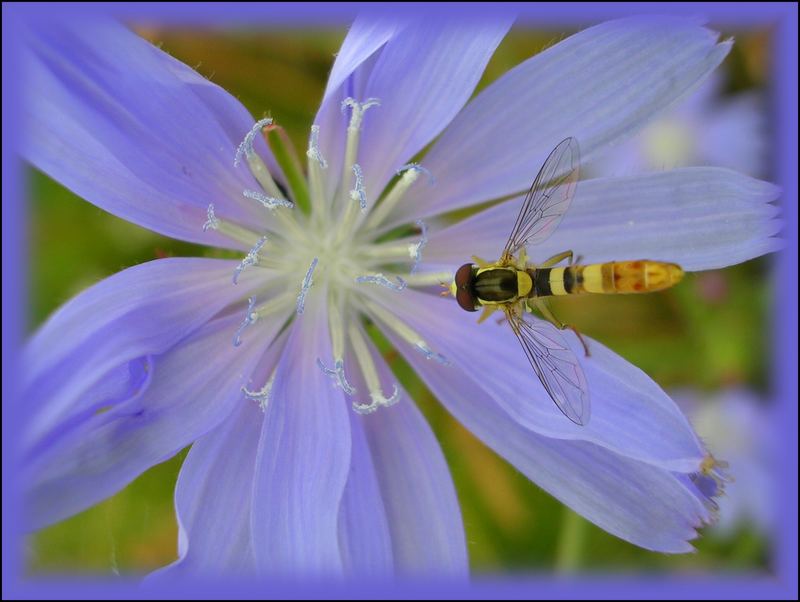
<box><xmin>150</xmin><ymin>334</ymin><xmax>289</xmax><ymax>579</ymax></box>
<box><xmin>367</xmin><ymin>289</ymin><xmax>706</xmax><ymax>473</ymax></box>
<box><xmin>22</xmin><ymin>258</ymin><xmax>266</xmax><ymax>452</ymax></box>
<box><xmin>251</xmin><ymin>293</ymin><xmax>351</xmax><ymax>576</ymax></box>
<box><xmin>152</xmin><ymin>402</ymin><xmax>263</xmax><ymax>579</ymax></box>
<box><xmin>314</xmin><ymin>17</ymin><xmax>399</xmax><ymax>200</ymax></box>
<box><xmin>424</xmin><ymin>168</ymin><xmax>781</xmax><ymax>272</ymax></box>
<box><xmin>359</xmin><ymin>339</ymin><xmax>468</xmax><ymax>576</ymax></box>
<box><xmin>357</xmin><ymin>19</ymin><xmax>511</xmax><ymax>200</ymax></box>
<box><xmin>25</xmin><ymin>310</ymin><xmax>285</xmax><ymax>530</ymax></box>
<box><xmin>315</xmin><ymin>18</ymin><xmax>511</xmax><ymax>202</ymax></box>
<box><xmin>337</xmin><ymin>401</ymin><xmax>394</xmax><ymax>576</ymax></box>
<box><xmin>398</xmin><ymin>338</ymin><xmax>711</xmax><ymax>552</ymax></box>
<box><xmin>21</xmin><ymin>19</ymin><xmax>270</xmax><ymax>248</ymax></box>
<box><xmin>321</xmin><ymin>18</ymin><xmax>401</xmax><ymax>104</ymax></box>
<box><xmin>389</xmin><ymin>17</ymin><xmax>732</xmax><ymax>226</ymax></box>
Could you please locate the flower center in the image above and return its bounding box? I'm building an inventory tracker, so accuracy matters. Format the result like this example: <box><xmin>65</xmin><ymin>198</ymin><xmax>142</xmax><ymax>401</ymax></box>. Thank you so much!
<box><xmin>203</xmin><ymin>99</ymin><xmax>452</xmax><ymax>414</ymax></box>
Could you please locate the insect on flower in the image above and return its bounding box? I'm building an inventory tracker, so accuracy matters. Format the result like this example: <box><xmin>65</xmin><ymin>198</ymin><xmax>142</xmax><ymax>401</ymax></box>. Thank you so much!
<box><xmin>448</xmin><ymin>137</ymin><xmax>684</xmax><ymax>425</ymax></box>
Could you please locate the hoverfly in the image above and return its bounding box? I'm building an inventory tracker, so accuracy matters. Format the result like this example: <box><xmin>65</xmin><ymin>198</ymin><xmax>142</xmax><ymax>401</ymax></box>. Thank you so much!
<box><xmin>448</xmin><ymin>137</ymin><xmax>684</xmax><ymax>426</ymax></box>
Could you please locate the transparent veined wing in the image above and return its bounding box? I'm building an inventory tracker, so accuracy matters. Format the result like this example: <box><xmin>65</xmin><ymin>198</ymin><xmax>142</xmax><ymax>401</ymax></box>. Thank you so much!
<box><xmin>504</xmin><ymin>305</ymin><xmax>590</xmax><ymax>425</ymax></box>
<box><xmin>501</xmin><ymin>137</ymin><xmax>580</xmax><ymax>261</ymax></box>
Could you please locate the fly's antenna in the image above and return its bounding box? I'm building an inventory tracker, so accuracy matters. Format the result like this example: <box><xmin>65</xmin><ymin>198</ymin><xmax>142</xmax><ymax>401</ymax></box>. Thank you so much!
<box><xmin>439</xmin><ymin>281</ymin><xmax>450</xmax><ymax>297</ymax></box>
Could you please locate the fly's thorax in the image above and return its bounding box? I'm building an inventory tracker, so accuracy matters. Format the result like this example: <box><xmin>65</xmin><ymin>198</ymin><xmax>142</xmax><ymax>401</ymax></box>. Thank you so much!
<box><xmin>474</xmin><ymin>267</ymin><xmax>519</xmax><ymax>303</ymax></box>
<box><xmin>530</xmin><ymin>260</ymin><xmax>684</xmax><ymax>297</ymax></box>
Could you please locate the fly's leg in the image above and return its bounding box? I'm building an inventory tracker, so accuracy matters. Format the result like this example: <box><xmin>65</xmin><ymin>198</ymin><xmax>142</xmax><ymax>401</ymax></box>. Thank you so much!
<box><xmin>540</xmin><ymin>250</ymin><xmax>574</xmax><ymax>268</ymax></box>
<box><xmin>477</xmin><ymin>304</ymin><xmax>500</xmax><ymax>324</ymax></box>
<box><xmin>495</xmin><ymin>300</ymin><xmax>524</xmax><ymax>325</ymax></box>
<box><xmin>529</xmin><ymin>298</ymin><xmax>590</xmax><ymax>357</ymax></box>
<box><xmin>471</xmin><ymin>255</ymin><xmax>492</xmax><ymax>268</ymax></box>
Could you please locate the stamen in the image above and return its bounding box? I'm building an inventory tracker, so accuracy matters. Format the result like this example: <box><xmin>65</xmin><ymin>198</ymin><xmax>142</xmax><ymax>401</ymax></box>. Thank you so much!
<box><xmin>306</xmin><ymin>124</ymin><xmax>327</xmax><ymax>169</ymax></box>
<box><xmin>242</xmin><ymin>373</ymin><xmax>276</xmax><ymax>412</ymax></box>
<box><xmin>316</xmin><ymin>358</ymin><xmax>356</xmax><ymax>395</ymax></box>
<box><xmin>355</xmin><ymin>273</ymin><xmax>407</xmax><ymax>291</ymax></box>
<box><xmin>408</xmin><ymin>220</ymin><xmax>428</xmax><ymax>274</ymax></box>
<box><xmin>365</xmin><ymin>162</ymin><xmax>432</xmax><ymax>230</ymax></box>
<box><xmin>350</xmin><ymin>164</ymin><xmax>367</xmax><ymax>212</ymax></box>
<box><xmin>234</xmin><ymin>118</ymin><xmax>273</xmax><ymax>167</ymax></box>
<box><xmin>243</xmin><ymin>189</ymin><xmax>295</xmax><ymax>211</ymax></box>
<box><xmin>348</xmin><ymin>322</ymin><xmax>401</xmax><ymax>415</ymax></box>
<box><xmin>362</xmin><ymin>299</ymin><xmax>451</xmax><ymax>366</ymax></box>
<box><xmin>202</xmin><ymin>203</ymin><xmax>220</xmax><ymax>232</ymax></box>
<box><xmin>341</xmin><ymin>98</ymin><xmax>380</xmax><ymax>204</ymax></box>
<box><xmin>233</xmin><ymin>296</ymin><xmax>259</xmax><ymax>347</ymax></box>
<box><xmin>353</xmin><ymin>384</ymin><xmax>400</xmax><ymax>415</ymax></box>
<box><xmin>233</xmin><ymin>235</ymin><xmax>268</xmax><ymax>285</ymax></box>
<box><xmin>326</xmin><ymin>292</ymin><xmax>350</xmax><ymax>376</ymax></box>
<box><xmin>235</xmin><ymin>118</ymin><xmax>285</xmax><ymax>201</ymax></box>
<box><xmin>296</xmin><ymin>257</ymin><xmax>319</xmax><ymax>315</ymax></box>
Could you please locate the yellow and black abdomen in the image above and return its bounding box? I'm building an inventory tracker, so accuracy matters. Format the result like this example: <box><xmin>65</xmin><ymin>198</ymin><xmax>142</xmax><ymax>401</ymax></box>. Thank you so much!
<box><xmin>530</xmin><ymin>261</ymin><xmax>683</xmax><ymax>297</ymax></box>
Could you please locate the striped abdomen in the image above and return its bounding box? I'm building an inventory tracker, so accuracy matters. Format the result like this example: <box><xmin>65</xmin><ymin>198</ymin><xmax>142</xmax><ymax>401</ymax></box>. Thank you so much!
<box><xmin>530</xmin><ymin>261</ymin><xmax>683</xmax><ymax>297</ymax></box>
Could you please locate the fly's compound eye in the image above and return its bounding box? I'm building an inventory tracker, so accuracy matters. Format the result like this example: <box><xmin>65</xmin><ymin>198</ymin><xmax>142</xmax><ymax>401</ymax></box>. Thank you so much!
<box><xmin>454</xmin><ymin>263</ymin><xmax>478</xmax><ymax>312</ymax></box>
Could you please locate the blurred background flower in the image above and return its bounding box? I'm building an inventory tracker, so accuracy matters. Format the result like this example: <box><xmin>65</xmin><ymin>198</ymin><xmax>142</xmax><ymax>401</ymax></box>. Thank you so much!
<box><xmin>23</xmin><ymin>21</ymin><xmax>777</xmax><ymax>576</ymax></box>
<box><xmin>588</xmin><ymin>72</ymin><xmax>768</xmax><ymax>179</ymax></box>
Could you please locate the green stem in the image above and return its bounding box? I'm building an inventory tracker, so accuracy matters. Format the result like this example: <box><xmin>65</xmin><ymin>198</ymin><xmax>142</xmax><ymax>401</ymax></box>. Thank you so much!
<box><xmin>265</xmin><ymin>124</ymin><xmax>311</xmax><ymax>215</ymax></box>
<box><xmin>554</xmin><ymin>506</ymin><xmax>587</xmax><ymax>573</ymax></box>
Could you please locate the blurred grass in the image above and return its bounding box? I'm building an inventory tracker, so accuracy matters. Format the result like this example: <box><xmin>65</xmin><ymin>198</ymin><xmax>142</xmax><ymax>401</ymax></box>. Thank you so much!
<box><xmin>27</xmin><ymin>25</ymin><xmax>773</xmax><ymax>575</ymax></box>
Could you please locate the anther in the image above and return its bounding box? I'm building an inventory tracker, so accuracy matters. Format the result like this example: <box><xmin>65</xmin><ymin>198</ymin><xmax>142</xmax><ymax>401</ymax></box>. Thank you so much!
<box><xmin>233</xmin><ymin>235</ymin><xmax>268</xmax><ymax>285</ymax></box>
<box><xmin>408</xmin><ymin>219</ymin><xmax>428</xmax><ymax>274</ymax></box>
<box><xmin>242</xmin><ymin>373</ymin><xmax>276</xmax><ymax>412</ymax></box>
<box><xmin>353</xmin><ymin>384</ymin><xmax>401</xmax><ymax>415</ymax></box>
<box><xmin>306</xmin><ymin>124</ymin><xmax>327</xmax><ymax>169</ymax></box>
<box><xmin>350</xmin><ymin>164</ymin><xmax>367</xmax><ymax>211</ymax></box>
<box><xmin>355</xmin><ymin>273</ymin><xmax>407</xmax><ymax>292</ymax></box>
<box><xmin>296</xmin><ymin>257</ymin><xmax>319</xmax><ymax>315</ymax></box>
<box><xmin>202</xmin><ymin>204</ymin><xmax>220</xmax><ymax>232</ymax></box>
<box><xmin>415</xmin><ymin>342</ymin><xmax>451</xmax><ymax>365</ymax></box>
<box><xmin>397</xmin><ymin>162</ymin><xmax>435</xmax><ymax>184</ymax></box>
<box><xmin>235</xmin><ymin>118</ymin><xmax>273</xmax><ymax>167</ymax></box>
<box><xmin>341</xmin><ymin>97</ymin><xmax>381</xmax><ymax>129</ymax></box>
<box><xmin>233</xmin><ymin>296</ymin><xmax>259</xmax><ymax>347</ymax></box>
<box><xmin>316</xmin><ymin>358</ymin><xmax>356</xmax><ymax>395</ymax></box>
<box><xmin>243</xmin><ymin>189</ymin><xmax>294</xmax><ymax>211</ymax></box>
<box><xmin>365</xmin><ymin>162</ymin><xmax>433</xmax><ymax>230</ymax></box>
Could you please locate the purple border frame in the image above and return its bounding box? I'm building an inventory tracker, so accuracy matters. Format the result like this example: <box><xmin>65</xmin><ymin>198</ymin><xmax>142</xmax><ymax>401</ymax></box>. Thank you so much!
<box><xmin>2</xmin><ymin>2</ymin><xmax>797</xmax><ymax>599</ymax></box>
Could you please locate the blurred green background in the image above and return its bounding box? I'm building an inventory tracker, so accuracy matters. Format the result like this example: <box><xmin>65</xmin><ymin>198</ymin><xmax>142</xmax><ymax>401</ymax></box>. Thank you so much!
<box><xmin>26</xmin><ymin>26</ymin><xmax>774</xmax><ymax>575</ymax></box>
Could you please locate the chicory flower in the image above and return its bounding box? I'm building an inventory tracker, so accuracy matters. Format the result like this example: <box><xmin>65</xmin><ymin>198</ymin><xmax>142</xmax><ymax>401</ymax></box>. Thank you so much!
<box><xmin>20</xmin><ymin>15</ymin><xmax>780</xmax><ymax>576</ymax></box>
